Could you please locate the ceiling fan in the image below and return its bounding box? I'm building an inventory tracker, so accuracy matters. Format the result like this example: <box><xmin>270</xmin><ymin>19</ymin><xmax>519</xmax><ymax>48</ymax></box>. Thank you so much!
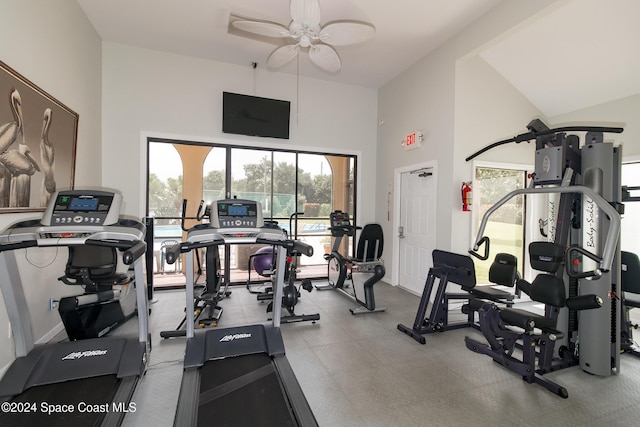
<box><xmin>231</xmin><ymin>0</ymin><xmax>375</xmax><ymax>73</ymax></box>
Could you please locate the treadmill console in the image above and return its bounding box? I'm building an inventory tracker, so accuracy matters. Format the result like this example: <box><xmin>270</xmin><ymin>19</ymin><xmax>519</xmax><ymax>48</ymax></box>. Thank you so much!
<box><xmin>41</xmin><ymin>190</ymin><xmax>123</xmax><ymax>226</ymax></box>
<box><xmin>212</xmin><ymin>199</ymin><xmax>263</xmax><ymax>229</ymax></box>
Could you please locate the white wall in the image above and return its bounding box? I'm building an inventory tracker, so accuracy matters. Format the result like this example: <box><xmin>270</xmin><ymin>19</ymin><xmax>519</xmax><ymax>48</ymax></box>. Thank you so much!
<box><xmin>452</xmin><ymin>55</ymin><xmax>544</xmax><ymax>255</ymax></box>
<box><xmin>0</xmin><ymin>0</ymin><xmax>102</xmax><ymax>371</ymax></box>
<box><xmin>550</xmin><ymin>94</ymin><xmax>640</xmax><ymax>160</ymax></box>
<box><xmin>101</xmin><ymin>43</ymin><xmax>379</xmax><ymax>224</ymax></box>
<box><xmin>376</xmin><ymin>0</ymin><xmax>557</xmax><ymax>284</ymax></box>
<box><xmin>382</xmin><ymin>0</ymin><xmax>639</xmax><ymax>288</ymax></box>
<box><xmin>377</xmin><ymin>45</ymin><xmax>456</xmax><ymax>262</ymax></box>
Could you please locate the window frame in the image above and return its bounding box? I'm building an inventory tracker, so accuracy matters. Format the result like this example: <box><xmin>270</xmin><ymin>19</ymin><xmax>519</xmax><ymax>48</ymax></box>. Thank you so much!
<box><xmin>471</xmin><ymin>160</ymin><xmax>532</xmax><ymax>284</ymax></box>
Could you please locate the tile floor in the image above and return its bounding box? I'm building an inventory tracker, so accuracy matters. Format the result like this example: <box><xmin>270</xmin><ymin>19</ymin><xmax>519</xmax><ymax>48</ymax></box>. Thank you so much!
<box><xmin>119</xmin><ymin>281</ymin><xmax>640</xmax><ymax>427</ymax></box>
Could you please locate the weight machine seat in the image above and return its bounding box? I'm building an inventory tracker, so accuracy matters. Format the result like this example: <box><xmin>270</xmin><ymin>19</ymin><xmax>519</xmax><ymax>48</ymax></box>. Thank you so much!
<box><xmin>621</xmin><ymin>251</ymin><xmax>640</xmax><ymax>308</ymax></box>
<box><xmin>488</xmin><ymin>253</ymin><xmax>518</xmax><ymax>287</ymax></box>
<box><xmin>494</xmin><ymin>243</ymin><xmax>567</xmax><ymax>333</ymax></box>
<box><xmin>59</xmin><ymin>245</ymin><xmax>132</xmax><ymax>292</ymax></box>
<box><xmin>465</xmin><ymin>253</ymin><xmax>518</xmax><ymax>301</ymax></box>
<box><xmin>500</xmin><ymin>274</ymin><xmax>566</xmax><ymax>333</ymax></box>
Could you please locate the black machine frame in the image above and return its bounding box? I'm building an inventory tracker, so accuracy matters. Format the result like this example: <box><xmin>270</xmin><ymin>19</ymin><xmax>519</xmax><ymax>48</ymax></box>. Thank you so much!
<box><xmin>397</xmin><ymin>250</ymin><xmax>517</xmax><ymax>344</ymax></box>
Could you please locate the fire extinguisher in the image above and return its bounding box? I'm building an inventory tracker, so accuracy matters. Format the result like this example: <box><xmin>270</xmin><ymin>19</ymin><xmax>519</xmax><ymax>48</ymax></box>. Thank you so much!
<box><xmin>461</xmin><ymin>182</ymin><xmax>472</xmax><ymax>212</ymax></box>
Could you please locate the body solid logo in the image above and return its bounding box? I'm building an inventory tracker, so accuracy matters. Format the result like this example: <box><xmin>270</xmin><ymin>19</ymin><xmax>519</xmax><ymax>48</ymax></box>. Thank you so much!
<box><xmin>62</xmin><ymin>349</ymin><xmax>108</xmax><ymax>360</ymax></box>
<box><xmin>219</xmin><ymin>333</ymin><xmax>252</xmax><ymax>342</ymax></box>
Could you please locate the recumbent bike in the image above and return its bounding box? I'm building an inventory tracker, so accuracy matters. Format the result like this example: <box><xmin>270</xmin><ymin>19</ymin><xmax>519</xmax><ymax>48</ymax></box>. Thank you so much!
<box><xmin>316</xmin><ymin>210</ymin><xmax>386</xmax><ymax>314</ymax></box>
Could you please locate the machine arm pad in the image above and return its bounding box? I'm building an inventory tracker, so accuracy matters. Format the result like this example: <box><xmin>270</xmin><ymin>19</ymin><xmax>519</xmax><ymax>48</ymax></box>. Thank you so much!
<box><xmin>566</xmin><ymin>294</ymin><xmax>603</xmax><ymax>310</ymax></box>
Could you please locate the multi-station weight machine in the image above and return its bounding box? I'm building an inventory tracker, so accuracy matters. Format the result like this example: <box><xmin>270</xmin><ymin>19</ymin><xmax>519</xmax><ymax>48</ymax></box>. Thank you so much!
<box><xmin>465</xmin><ymin>119</ymin><xmax>625</xmax><ymax>396</ymax></box>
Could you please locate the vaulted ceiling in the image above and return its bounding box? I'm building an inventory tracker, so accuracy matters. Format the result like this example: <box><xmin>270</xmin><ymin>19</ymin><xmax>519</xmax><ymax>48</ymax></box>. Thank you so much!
<box><xmin>77</xmin><ymin>0</ymin><xmax>640</xmax><ymax>117</ymax></box>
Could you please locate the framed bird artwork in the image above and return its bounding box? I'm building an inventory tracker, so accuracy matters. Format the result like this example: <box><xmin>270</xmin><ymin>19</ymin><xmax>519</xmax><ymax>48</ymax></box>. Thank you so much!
<box><xmin>0</xmin><ymin>61</ymin><xmax>78</xmax><ymax>212</ymax></box>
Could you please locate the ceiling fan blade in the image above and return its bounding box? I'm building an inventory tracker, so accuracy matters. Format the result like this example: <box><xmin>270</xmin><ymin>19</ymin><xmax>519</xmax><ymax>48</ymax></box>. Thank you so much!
<box><xmin>320</xmin><ymin>22</ymin><xmax>375</xmax><ymax>46</ymax></box>
<box><xmin>291</xmin><ymin>0</ymin><xmax>321</xmax><ymax>29</ymax></box>
<box><xmin>267</xmin><ymin>45</ymin><xmax>299</xmax><ymax>68</ymax></box>
<box><xmin>232</xmin><ymin>20</ymin><xmax>291</xmax><ymax>38</ymax></box>
<box><xmin>308</xmin><ymin>44</ymin><xmax>341</xmax><ymax>73</ymax></box>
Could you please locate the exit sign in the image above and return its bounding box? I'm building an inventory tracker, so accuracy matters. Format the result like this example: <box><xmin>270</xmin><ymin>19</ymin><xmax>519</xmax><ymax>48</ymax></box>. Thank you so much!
<box><xmin>404</xmin><ymin>132</ymin><xmax>422</xmax><ymax>150</ymax></box>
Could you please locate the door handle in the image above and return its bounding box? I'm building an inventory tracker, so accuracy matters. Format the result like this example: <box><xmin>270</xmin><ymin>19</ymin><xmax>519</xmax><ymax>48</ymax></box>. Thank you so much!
<box><xmin>398</xmin><ymin>226</ymin><xmax>405</xmax><ymax>239</ymax></box>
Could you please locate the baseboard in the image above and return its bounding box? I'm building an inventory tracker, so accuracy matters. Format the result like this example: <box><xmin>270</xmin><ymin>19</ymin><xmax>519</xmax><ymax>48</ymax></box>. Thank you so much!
<box><xmin>397</xmin><ymin>285</ymin><xmax>422</xmax><ymax>297</ymax></box>
<box><xmin>35</xmin><ymin>321</ymin><xmax>65</xmax><ymax>344</ymax></box>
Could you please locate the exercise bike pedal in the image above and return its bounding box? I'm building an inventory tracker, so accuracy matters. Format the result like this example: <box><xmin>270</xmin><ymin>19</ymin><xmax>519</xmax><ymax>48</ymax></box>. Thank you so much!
<box><xmin>301</xmin><ymin>279</ymin><xmax>313</xmax><ymax>293</ymax></box>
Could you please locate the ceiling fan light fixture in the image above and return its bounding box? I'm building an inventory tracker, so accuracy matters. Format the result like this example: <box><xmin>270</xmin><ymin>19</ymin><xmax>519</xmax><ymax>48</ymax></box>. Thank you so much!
<box><xmin>289</xmin><ymin>21</ymin><xmax>302</xmax><ymax>35</ymax></box>
<box><xmin>299</xmin><ymin>34</ymin><xmax>311</xmax><ymax>47</ymax></box>
<box><xmin>231</xmin><ymin>0</ymin><xmax>375</xmax><ymax>73</ymax></box>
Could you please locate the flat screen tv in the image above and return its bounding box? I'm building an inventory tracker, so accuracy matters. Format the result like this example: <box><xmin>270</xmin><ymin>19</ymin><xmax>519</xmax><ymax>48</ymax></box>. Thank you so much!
<box><xmin>222</xmin><ymin>92</ymin><xmax>291</xmax><ymax>139</ymax></box>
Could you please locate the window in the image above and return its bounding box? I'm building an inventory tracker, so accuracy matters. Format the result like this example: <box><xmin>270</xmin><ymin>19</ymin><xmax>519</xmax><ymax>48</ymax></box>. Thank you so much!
<box><xmin>203</xmin><ymin>147</ymin><xmax>227</xmax><ymax>203</ymax></box>
<box><xmin>622</xmin><ymin>162</ymin><xmax>640</xmax><ymax>255</ymax></box>
<box><xmin>147</xmin><ymin>142</ymin><xmax>183</xmax><ymax>221</ymax></box>
<box><xmin>473</xmin><ymin>165</ymin><xmax>527</xmax><ymax>284</ymax></box>
<box><xmin>146</xmin><ymin>138</ymin><xmax>357</xmax><ymax>286</ymax></box>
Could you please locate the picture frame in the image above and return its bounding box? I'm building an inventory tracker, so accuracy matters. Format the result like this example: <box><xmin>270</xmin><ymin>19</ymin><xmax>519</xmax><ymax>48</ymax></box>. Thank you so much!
<box><xmin>0</xmin><ymin>60</ymin><xmax>78</xmax><ymax>213</ymax></box>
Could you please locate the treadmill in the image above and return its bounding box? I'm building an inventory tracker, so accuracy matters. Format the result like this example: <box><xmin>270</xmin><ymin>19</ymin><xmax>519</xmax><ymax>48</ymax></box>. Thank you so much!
<box><xmin>0</xmin><ymin>190</ymin><xmax>149</xmax><ymax>426</ymax></box>
<box><xmin>169</xmin><ymin>199</ymin><xmax>318</xmax><ymax>427</ymax></box>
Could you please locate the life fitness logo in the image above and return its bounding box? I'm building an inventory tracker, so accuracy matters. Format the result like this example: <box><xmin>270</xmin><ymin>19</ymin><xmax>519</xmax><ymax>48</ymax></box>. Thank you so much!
<box><xmin>219</xmin><ymin>333</ymin><xmax>252</xmax><ymax>342</ymax></box>
<box><xmin>62</xmin><ymin>349</ymin><xmax>108</xmax><ymax>360</ymax></box>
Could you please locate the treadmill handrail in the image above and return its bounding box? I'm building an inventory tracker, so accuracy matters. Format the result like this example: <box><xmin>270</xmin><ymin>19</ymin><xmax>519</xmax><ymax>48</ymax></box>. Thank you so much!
<box><xmin>0</xmin><ymin>234</ymin><xmax>145</xmax><ymax>252</ymax></box>
<box><xmin>0</xmin><ymin>224</ymin><xmax>145</xmax><ymax>248</ymax></box>
<box><xmin>472</xmin><ymin>185</ymin><xmax>620</xmax><ymax>272</ymax></box>
<box><xmin>0</xmin><ymin>239</ymin><xmax>38</xmax><ymax>253</ymax></box>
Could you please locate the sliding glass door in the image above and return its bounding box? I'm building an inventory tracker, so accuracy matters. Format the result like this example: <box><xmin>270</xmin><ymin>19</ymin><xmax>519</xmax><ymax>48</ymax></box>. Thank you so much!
<box><xmin>146</xmin><ymin>138</ymin><xmax>356</xmax><ymax>287</ymax></box>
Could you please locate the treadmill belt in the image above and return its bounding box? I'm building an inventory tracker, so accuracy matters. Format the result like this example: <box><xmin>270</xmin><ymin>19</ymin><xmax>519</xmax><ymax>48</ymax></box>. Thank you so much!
<box><xmin>198</xmin><ymin>353</ymin><xmax>297</xmax><ymax>427</ymax></box>
<box><xmin>0</xmin><ymin>374</ymin><xmax>119</xmax><ymax>426</ymax></box>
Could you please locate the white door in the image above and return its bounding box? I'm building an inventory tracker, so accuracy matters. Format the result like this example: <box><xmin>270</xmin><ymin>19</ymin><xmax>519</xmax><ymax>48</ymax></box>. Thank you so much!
<box><xmin>397</xmin><ymin>166</ymin><xmax>437</xmax><ymax>294</ymax></box>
